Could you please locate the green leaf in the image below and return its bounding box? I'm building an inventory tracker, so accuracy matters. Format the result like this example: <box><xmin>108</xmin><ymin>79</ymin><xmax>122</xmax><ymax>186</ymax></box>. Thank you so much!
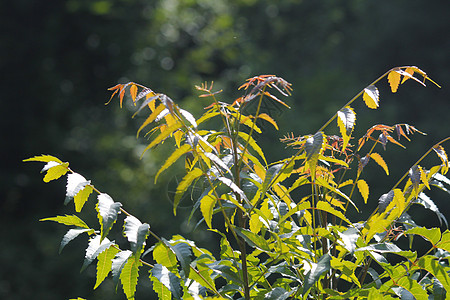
<box><xmin>363</xmin><ymin>85</ymin><xmax>379</xmax><ymax>109</ymax></box>
<box><xmin>165</xmin><ymin>239</ymin><xmax>192</xmax><ymax>278</ymax></box>
<box><xmin>150</xmin><ymin>272</ymin><xmax>172</xmax><ymax>300</ymax></box>
<box><xmin>337</xmin><ymin>106</ymin><xmax>356</xmax><ymax>150</ymax></box>
<box><xmin>151</xmin><ymin>264</ymin><xmax>182</xmax><ymax>299</ymax></box>
<box><xmin>417</xmin><ymin>255</ymin><xmax>450</xmax><ymax>293</ymax></box>
<box><xmin>59</xmin><ymin>228</ymin><xmax>92</xmax><ymax>253</ymax></box>
<box><xmin>356</xmin><ymin>242</ymin><xmax>402</xmax><ymax>254</ymax></box>
<box><xmin>302</xmin><ymin>254</ymin><xmax>331</xmax><ymax>296</ymax></box>
<box><xmin>123</xmin><ymin>215</ymin><xmax>150</xmax><ymax>255</ymax></box>
<box><xmin>395</xmin><ymin>276</ymin><xmax>428</xmax><ymax>300</ymax></box>
<box><xmin>155</xmin><ymin>144</ymin><xmax>192</xmax><ymax>183</ymax></box>
<box><xmin>120</xmin><ymin>258</ymin><xmax>141</xmax><ymax>300</ymax></box>
<box><xmin>200</xmin><ymin>194</ymin><xmax>217</xmax><ymax>229</ymax></box>
<box><xmin>96</xmin><ymin>193</ymin><xmax>122</xmax><ymax>241</ymax></box>
<box><xmin>436</xmin><ymin>230</ymin><xmax>450</xmax><ymax>252</ymax></box>
<box><xmin>174</xmin><ymin>167</ymin><xmax>203</xmax><ymax>215</ymax></box>
<box><xmin>264</xmin><ymin>287</ymin><xmax>291</xmax><ymax>300</ymax></box>
<box><xmin>188</xmin><ymin>263</ymin><xmax>215</xmax><ymax>292</ymax></box>
<box><xmin>111</xmin><ymin>250</ymin><xmax>133</xmax><ymax>288</ymax></box>
<box><xmin>261</xmin><ymin>163</ymin><xmax>282</xmax><ymax>194</ymax></box>
<box><xmin>23</xmin><ymin>154</ymin><xmax>63</xmax><ymax>164</ymax></box>
<box><xmin>82</xmin><ymin>235</ymin><xmax>114</xmax><ymax>272</ymax></box>
<box><xmin>406</xmin><ymin>227</ymin><xmax>441</xmax><ymax>246</ymax></box>
<box><xmin>40</xmin><ymin>215</ymin><xmax>89</xmax><ymax>228</ymax></box>
<box><xmin>315</xmin><ymin>176</ymin><xmax>358</xmax><ymax>212</ymax></box>
<box><xmin>153</xmin><ymin>242</ymin><xmax>178</xmax><ymax>270</ymax></box>
<box><xmin>315</xmin><ymin>200</ymin><xmax>351</xmax><ymax>225</ymax></box>
<box><xmin>94</xmin><ymin>245</ymin><xmax>120</xmax><ymax>289</ymax></box>
<box><xmin>234</xmin><ymin>226</ymin><xmax>270</xmax><ymax>252</ymax></box>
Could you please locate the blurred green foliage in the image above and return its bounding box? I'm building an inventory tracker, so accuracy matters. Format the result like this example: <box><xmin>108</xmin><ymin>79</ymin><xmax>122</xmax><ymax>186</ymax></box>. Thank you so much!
<box><xmin>2</xmin><ymin>0</ymin><xmax>449</xmax><ymax>299</ymax></box>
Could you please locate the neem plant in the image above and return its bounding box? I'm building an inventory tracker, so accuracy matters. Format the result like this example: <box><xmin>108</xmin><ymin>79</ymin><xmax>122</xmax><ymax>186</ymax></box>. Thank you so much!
<box><xmin>25</xmin><ymin>66</ymin><xmax>450</xmax><ymax>299</ymax></box>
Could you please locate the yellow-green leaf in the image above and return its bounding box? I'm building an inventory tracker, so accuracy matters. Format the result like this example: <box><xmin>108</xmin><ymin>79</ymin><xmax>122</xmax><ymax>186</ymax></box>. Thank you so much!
<box><xmin>43</xmin><ymin>162</ymin><xmax>69</xmax><ymax>182</ymax></box>
<box><xmin>388</xmin><ymin>70</ymin><xmax>401</xmax><ymax>93</ymax></box>
<box><xmin>74</xmin><ymin>185</ymin><xmax>94</xmax><ymax>212</ymax></box>
<box><xmin>200</xmin><ymin>194</ymin><xmax>217</xmax><ymax>229</ymax></box>
<box><xmin>337</xmin><ymin>106</ymin><xmax>356</xmax><ymax>150</ymax></box>
<box><xmin>363</xmin><ymin>85</ymin><xmax>379</xmax><ymax>109</ymax></box>
<box><xmin>40</xmin><ymin>215</ymin><xmax>89</xmax><ymax>229</ymax></box>
<box><xmin>370</xmin><ymin>153</ymin><xmax>389</xmax><ymax>175</ymax></box>
<box><xmin>137</xmin><ymin>104</ymin><xmax>166</xmax><ymax>137</ymax></box>
<box><xmin>142</xmin><ymin>121</ymin><xmax>183</xmax><ymax>157</ymax></box>
<box><xmin>23</xmin><ymin>154</ymin><xmax>63</xmax><ymax>164</ymax></box>
<box><xmin>316</xmin><ymin>201</ymin><xmax>351</xmax><ymax>225</ymax></box>
<box><xmin>258</xmin><ymin>113</ymin><xmax>279</xmax><ymax>130</ymax></box>
<box><xmin>153</xmin><ymin>242</ymin><xmax>177</xmax><ymax>270</ymax></box>
<box><xmin>406</xmin><ymin>227</ymin><xmax>441</xmax><ymax>246</ymax></box>
<box><xmin>357</xmin><ymin>179</ymin><xmax>369</xmax><ymax>204</ymax></box>
<box><xmin>238</xmin><ymin>131</ymin><xmax>267</xmax><ymax>165</ymax></box>
<box><xmin>174</xmin><ymin>168</ymin><xmax>203</xmax><ymax>215</ymax></box>
<box><xmin>94</xmin><ymin>245</ymin><xmax>120</xmax><ymax>289</ymax></box>
<box><xmin>120</xmin><ymin>258</ymin><xmax>141</xmax><ymax>299</ymax></box>
<box><xmin>155</xmin><ymin>144</ymin><xmax>192</xmax><ymax>183</ymax></box>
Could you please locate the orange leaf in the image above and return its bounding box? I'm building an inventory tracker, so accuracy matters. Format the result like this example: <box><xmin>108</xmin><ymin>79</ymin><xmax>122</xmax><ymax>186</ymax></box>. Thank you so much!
<box><xmin>388</xmin><ymin>70</ymin><xmax>401</xmax><ymax>93</ymax></box>
<box><xmin>370</xmin><ymin>152</ymin><xmax>389</xmax><ymax>175</ymax></box>
<box><xmin>130</xmin><ymin>84</ymin><xmax>138</xmax><ymax>103</ymax></box>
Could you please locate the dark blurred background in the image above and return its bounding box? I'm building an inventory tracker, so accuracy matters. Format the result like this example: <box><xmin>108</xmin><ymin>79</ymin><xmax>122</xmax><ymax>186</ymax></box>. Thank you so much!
<box><xmin>1</xmin><ymin>0</ymin><xmax>449</xmax><ymax>299</ymax></box>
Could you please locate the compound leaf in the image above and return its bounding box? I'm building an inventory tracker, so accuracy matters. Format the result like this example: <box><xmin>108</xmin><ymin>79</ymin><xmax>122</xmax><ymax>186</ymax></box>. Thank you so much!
<box><xmin>94</xmin><ymin>245</ymin><xmax>120</xmax><ymax>289</ymax></box>
<box><xmin>417</xmin><ymin>255</ymin><xmax>450</xmax><ymax>293</ymax></box>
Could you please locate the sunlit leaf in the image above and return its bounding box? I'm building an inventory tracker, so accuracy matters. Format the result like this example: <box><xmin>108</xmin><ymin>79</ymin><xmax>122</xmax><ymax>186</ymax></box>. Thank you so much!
<box><xmin>258</xmin><ymin>113</ymin><xmax>279</xmax><ymax>130</ymax></box>
<box><xmin>337</xmin><ymin>106</ymin><xmax>356</xmax><ymax>150</ymax></box>
<box><xmin>264</xmin><ymin>287</ymin><xmax>291</xmax><ymax>300</ymax></box>
<box><xmin>74</xmin><ymin>185</ymin><xmax>94</xmax><ymax>213</ymax></box>
<box><xmin>370</xmin><ymin>153</ymin><xmax>389</xmax><ymax>175</ymax></box>
<box><xmin>141</xmin><ymin>121</ymin><xmax>183</xmax><ymax>156</ymax></box>
<box><xmin>120</xmin><ymin>257</ymin><xmax>141</xmax><ymax>299</ymax></box>
<box><xmin>40</xmin><ymin>215</ymin><xmax>89</xmax><ymax>229</ymax></box>
<box><xmin>82</xmin><ymin>235</ymin><xmax>114</xmax><ymax>272</ymax></box>
<box><xmin>200</xmin><ymin>194</ymin><xmax>216</xmax><ymax>229</ymax></box>
<box><xmin>179</xmin><ymin>108</ymin><xmax>197</xmax><ymax>128</ymax></box>
<box><xmin>137</xmin><ymin>104</ymin><xmax>166</xmax><ymax>137</ymax></box>
<box><xmin>238</xmin><ymin>131</ymin><xmax>267</xmax><ymax>165</ymax></box>
<box><xmin>42</xmin><ymin>162</ymin><xmax>70</xmax><ymax>183</ymax></box>
<box><xmin>363</xmin><ymin>85</ymin><xmax>379</xmax><ymax>109</ymax></box>
<box><xmin>302</xmin><ymin>254</ymin><xmax>331</xmax><ymax>296</ymax></box>
<box><xmin>357</xmin><ymin>179</ymin><xmax>369</xmax><ymax>204</ymax></box>
<box><xmin>150</xmin><ymin>272</ymin><xmax>172</xmax><ymax>300</ymax></box>
<box><xmin>65</xmin><ymin>173</ymin><xmax>91</xmax><ymax>210</ymax></box>
<box><xmin>94</xmin><ymin>245</ymin><xmax>120</xmax><ymax>289</ymax></box>
<box><xmin>111</xmin><ymin>250</ymin><xmax>133</xmax><ymax>288</ymax></box>
<box><xmin>129</xmin><ymin>84</ymin><xmax>138</xmax><ymax>104</ymax></box>
<box><xmin>174</xmin><ymin>168</ymin><xmax>203</xmax><ymax>215</ymax></box>
<box><xmin>234</xmin><ymin>226</ymin><xmax>270</xmax><ymax>252</ymax></box>
<box><xmin>23</xmin><ymin>154</ymin><xmax>63</xmax><ymax>164</ymax></box>
<box><xmin>405</xmin><ymin>227</ymin><xmax>441</xmax><ymax>246</ymax></box>
<box><xmin>59</xmin><ymin>228</ymin><xmax>92</xmax><ymax>254</ymax></box>
<box><xmin>165</xmin><ymin>239</ymin><xmax>192</xmax><ymax>278</ymax></box>
<box><xmin>123</xmin><ymin>215</ymin><xmax>150</xmax><ymax>255</ymax></box>
<box><xmin>155</xmin><ymin>144</ymin><xmax>192</xmax><ymax>183</ymax></box>
<box><xmin>153</xmin><ymin>242</ymin><xmax>178</xmax><ymax>270</ymax></box>
<box><xmin>408</xmin><ymin>165</ymin><xmax>420</xmax><ymax>196</ymax></box>
<box><xmin>433</xmin><ymin>145</ymin><xmax>449</xmax><ymax>174</ymax></box>
<box><xmin>316</xmin><ymin>201</ymin><xmax>351</xmax><ymax>225</ymax></box>
<box><xmin>96</xmin><ymin>193</ymin><xmax>122</xmax><ymax>241</ymax></box>
<box><xmin>417</xmin><ymin>255</ymin><xmax>450</xmax><ymax>294</ymax></box>
<box><xmin>151</xmin><ymin>264</ymin><xmax>182</xmax><ymax>299</ymax></box>
<box><xmin>388</xmin><ymin>70</ymin><xmax>401</xmax><ymax>93</ymax></box>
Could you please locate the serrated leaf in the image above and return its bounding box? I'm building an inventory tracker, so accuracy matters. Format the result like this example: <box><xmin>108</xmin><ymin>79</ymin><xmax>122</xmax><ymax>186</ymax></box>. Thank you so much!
<box><xmin>142</xmin><ymin>121</ymin><xmax>184</xmax><ymax>156</ymax></box>
<box><xmin>370</xmin><ymin>153</ymin><xmax>389</xmax><ymax>175</ymax></box>
<box><xmin>153</xmin><ymin>242</ymin><xmax>178</xmax><ymax>269</ymax></box>
<box><xmin>302</xmin><ymin>254</ymin><xmax>331</xmax><ymax>296</ymax></box>
<box><xmin>23</xmin><ymin>154</ymin><xmax>63</xmax><ymax>164</ymax></box>
<box><xmin>200</xmin><ymin>194</ymin><xmax>216</xmax><ymax>229</ymax></box>
<box><xmin>174</xmin><ymin>167</ymin><xmax>203</xmax><ymax>215</ymax></box>
<box><xmin>264</xmin><ymin>287</ymin><xmax>291</xmax><ymax>300</ymax></box>
<box><xmin>406</xmin><ymin>227</ymin><xmax>441</xmax><ymax>246</ymax></box>
<box><xmin>258</xmin><ymin>113</ymin><xmax>279</xmax><ymax>130</ymax></box>
<box><xmin>216</xmin><ymin>176</ymin><xmax>249</xmax><ymax>206</ymax></box>
<box><xmin>74</xmin><ymin>185</ymin><xmax>94</xmax><ymax>212</ymax></box>
<box><xmin>94</xmin><ymin>245</ymin><xmax>120</xmax><ymax>289</ymax></box>
<box><xmin>179</xmin><ymin>108</ymin><xmax>197</xmax><ymax>128</ymax></box>
<box><xmin>82</xmin><ymin>235</ymin><xmax>114</xmax><ymax>272</ymax></box>
<box><xmin>155</xmin><ymin>144</ymin><xmax>192</xmax><ymax>183</ymax></box>
<box><xmin>416</xmin><ymin>193</ymin><xmax>448</xmax><ymax>227</ymax></box>
<box><xmin>120</xmin><ymin>257</ymin><xmax>141</xmax><ymax>299</ymax></box>
<box><xmin>65</xmin><ymin>173</ymin><xmax>91</xmax><ymax>210</ymax></box>
<box><xmin>137</xmin><ymin>103</ymin><xmax>166</xmax><ymax>137</ymax></box>
<box><xmin>395</xmin><ymin>276</ymin><xmax>428</xmax><ymax>300</ymax></box>
<box><xmin>337</xmin><ymin>106</ymin><xmax>356</xmax><ymax>150</ymax></box>
<box><xmin>408</xmin><ymin>165</ymin><xmax>421</xmax><ymax>196</ymax></box>
<box><xmin>357</xmin><ymin>179</ymin><xmax>369</xmax><ymax>204</ymax></box>
<box><xmin>43</xmin><ymin>162</ymin><xmax>70</xmax><ymax>182</ymax></box>
<box><xmin>123</xmin><ymin>215</ymin><xmax>150</xmax><ymax>255</ymax></box>
<box><xmin>388</xmin><ymin>70</ymin><xmax>401</xmax><ymax>93</ymax></box>
<box><xmin>262</xmin><ymin>163</ymin><xmax>282</xmax><ymax>194</ymax></box>
<box><xmin>234</xmin><ymin>226</ymin><xmax>270</xmax><ymax>252</ymax></box>
<box><xmin>129</xmin><ymin>84</ymin><xmax>138</xmax><ymax>103</ymax></box>
<box><xmin>151</xmin><ymin>264</ymin><xmax>182</xmax><ymax>299</ymax></box>
<box><xmin>316</xmin><ymin>200</ymin><xmax>351</xmax><ymax>225</ymax></box>
<box><xmin>40</xmin><ymin>215</ymin><xmax>89</xmax><ymax>228</ymax></box>
<box><xmin>150</xmin><ymin>272</ymin><xmax>172</xmax><ymax>300</ymax></box>
<box><xmin>417</xmin><ymin>255</ymin><xmax>450</xmax><ymax>293</ymax></box>
<box><xmin>238</xmin><ymin>131</ymin><xmax>267</xmax><ymax>165</ymax></box>
<box><xmin>433</xmin><ymin>145</ymin><xmax>449</xmax><ymax>174</ymax></box>
<box><xmin>165</xmin><ymin>239</ymin><xmax>192</xmax><ymax>278</ymax></box>
<box><xmin>111</xmin><ymin>250</ymin><xmax>133</xmax><ymax>288</ymax></box>
<box><xmin>59</xmin><ymin>228</ymin><xmax>92</xmax><ymax>253</ymax></box>
<box><xmin>97</xmin><ymin>193</ymin><xmax>122</xmax><ymax>241</ymax></box>
<box><xmin>363</xmin><ymin>85</ymin><xmax>379</xmax><ymax>109</ymax></box>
